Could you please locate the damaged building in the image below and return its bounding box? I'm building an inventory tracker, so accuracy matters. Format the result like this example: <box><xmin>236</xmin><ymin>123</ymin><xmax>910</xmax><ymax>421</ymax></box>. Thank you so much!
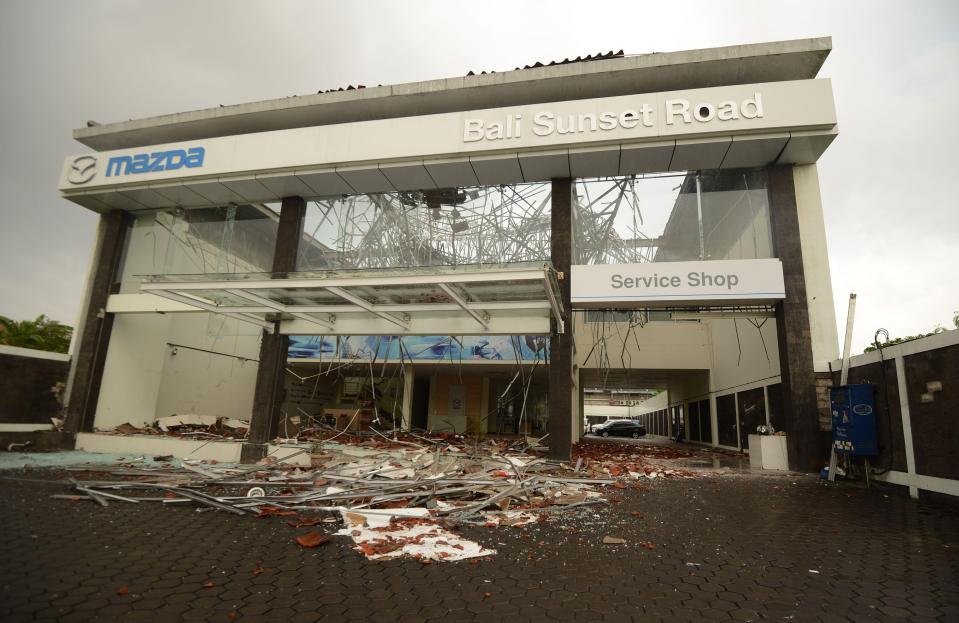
<box><xmin>57</xmin><ymin>38</ymin><xmax>841</xmax><ymax>471</ymax></box>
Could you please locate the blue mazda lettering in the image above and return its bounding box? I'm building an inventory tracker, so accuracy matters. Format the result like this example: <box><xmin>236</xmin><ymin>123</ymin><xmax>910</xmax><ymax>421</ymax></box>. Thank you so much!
<box><xmin>106</xmin><ymin>146</ymin><xmax>205</xmax><ymax>177</ymax></box>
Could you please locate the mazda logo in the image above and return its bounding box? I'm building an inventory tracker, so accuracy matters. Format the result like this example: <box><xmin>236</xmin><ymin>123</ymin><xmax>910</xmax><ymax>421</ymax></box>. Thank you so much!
<box><xmin>67</xmin><ymin>155</ymin><xmax>97</xmax><ymax>184</ymax></box>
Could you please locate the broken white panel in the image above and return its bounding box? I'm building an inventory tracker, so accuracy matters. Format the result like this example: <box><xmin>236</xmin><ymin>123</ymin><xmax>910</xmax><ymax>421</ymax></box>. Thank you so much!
<box><xmin>118</xmin><ymin>185</ymin><xmax>173</xmax><ymax>209</ymax></box>
<box><xmin>256</xmin><ymin>171</ymin><xmax>318</xmax><ymax>198</ymax></box>
<box><xmin>777</xmin><ymin>128</ymin><xmax>839</xmax><ymax>165</ymax></box>
<box><xmin>470</xmin><ymin>153</ymin><xmax>524</xmax><ymax>185</ymax></box>
<box><xmin>219</xmin><ymin>175</ymin><xmax>276</xmax><ymax>202</ymax></box>
<box><xmin>619</xmin><ymin>140</ymin><xmax>675</xmax><ymax>175</ymax></box>
<box><xmin>150</xmin><ymin>181</ymin><xmax>215</xmax><ymax>208</ymax></box>
<box><xmin>94</xmin><ymin>190</ymin><xmax>148</xmax><ymax>211</ymax></box>
<box><xmin>61</xmin><ymin>193</ymin><xmax>109</xmax><ymax>212</ymax></box>
<box><xmin>156</xmin><ymin>414</ymin><xmax>250</xmax><ymax>429</ymax></box>
<box><xmin>423</xmin><ymin>156</ymin><xmax>480</xmax><ymax>188</ymax></box>
<box><xmin>518</xmin><ymin>148</ymin><xmax>569</xmax><ymax>182</ymax></box>
<box><xmin>337</xmin><ymin>509</ymin><xmax>494</xmax><ymax>561</ymax></box>
<box><xmin>295</xmin><ymin>168</ymin><xmax>357</xmax><ymax>196</ymax></box>
<box><xmin>670</xmin><ymin>136</ymin><xmax>731</xmax><ymax>171</ymax></box>
<box><xmin>188</xmin><ymin>180</ymin><xmax>251</xmax><ymax>205</ymax></box>
<box><xmin>379</xmin><ymin>162</ymin><xmax>437</xmax><ymax>191</ymax></box>
<box><xmin>721</xmin><ymin>133</ymin><xmax>789</xmax><ymax>169</ymax></box>
<box><xmin>569</xmin><ymin>145</ymin><xmax>620</xmax><ymax>178</ymax></box>
<box><xmin>336</xmin><ymin>165</ymin><xmax>395</xmax><ymax>193</ymax></box>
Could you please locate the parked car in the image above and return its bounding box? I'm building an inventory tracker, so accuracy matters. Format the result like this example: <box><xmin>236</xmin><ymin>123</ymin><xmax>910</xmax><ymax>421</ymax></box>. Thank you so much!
<box><xmin>593</xmin><ymin>420</ymin><xmax>647</xmax><ymax>439</ymax></box>
<box><xmin>584</xmin><ymin>420</ymin><xmax>607</xmax><ymax>434</ymax></box>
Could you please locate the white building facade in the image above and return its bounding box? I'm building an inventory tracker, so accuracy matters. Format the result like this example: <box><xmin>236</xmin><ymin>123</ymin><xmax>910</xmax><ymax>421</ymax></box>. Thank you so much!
<box><xmin>59</xmin><ymin>38</ymin><xmax>840</xmax><ymax>469</ymax></box>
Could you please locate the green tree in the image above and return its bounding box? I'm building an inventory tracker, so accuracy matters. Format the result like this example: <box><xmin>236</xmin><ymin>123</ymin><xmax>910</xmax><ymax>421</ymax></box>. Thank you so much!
<box><xmin>0</xmin><ymin>315</ymin><xmax>73</xmax><ymax>354</ymax></box>
<box><xmin>954</xmin><ymin>310</ymin><xmax>958</xmax><ymax>329</ymax></box>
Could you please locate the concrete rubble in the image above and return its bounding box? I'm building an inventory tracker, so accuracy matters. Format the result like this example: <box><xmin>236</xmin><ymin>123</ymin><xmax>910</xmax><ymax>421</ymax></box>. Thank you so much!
<box><xmin>105</xmin><ymin>415</ymin><xmax>250</xmax><ymax>440</ymax></box>
<box><xmin>49</xmin><ymin>433</ymin><xmax>720</xmax><ymax>562</ymax></box>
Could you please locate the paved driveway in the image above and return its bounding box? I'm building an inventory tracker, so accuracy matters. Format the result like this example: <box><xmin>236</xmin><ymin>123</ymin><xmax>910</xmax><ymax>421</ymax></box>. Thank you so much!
<box><xmin>1</xmin><ymin>446</ymin><xmax>956</xmax><ymax>622</ymax></box>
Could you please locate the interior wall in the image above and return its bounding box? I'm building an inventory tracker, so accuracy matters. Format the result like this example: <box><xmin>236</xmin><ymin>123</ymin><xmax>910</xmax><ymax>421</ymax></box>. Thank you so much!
<box><xmin>95</xmin><ymin>314</ymin><xmax>171</xmax><ymax>429</ymax></box>
<box><xmin>153</xmin><ymin>314</ymin><xmax>260</xmax><ymax>421</ymax></box>
<box><xmin>574</xmin><ymin>315</ymin><xmax>711</xmax><ymax>370</ymax></box>
<box><xmin>428</xmin><ymin>374</ymin><xmax>485</xmax><ymax>434</ymax></box>
<box><xmin>632</xmin><ymin>390</ymin><xmax>669</xmax><ymax>416</ymax></box>
<box><xmin>705</xmin><ymin>317</ymin><xmax>781</xmax><ymax>394</ymax></box>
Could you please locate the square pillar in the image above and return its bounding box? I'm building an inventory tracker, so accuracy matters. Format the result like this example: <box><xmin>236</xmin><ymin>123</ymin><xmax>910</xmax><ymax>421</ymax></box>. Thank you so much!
<box><xmin>768</xmin><ymin>165</ymin><xmax>821</xmax><ymax>471</ymax></box>
<box><xmin>64</xmin><ymin>210</ymin><xmax>130</xmax><ymax>434</ymax></box>
<box><xmin>549</xmin><ymin>178</ymin><xmax>573</xmax><ymax>461</ymax></box>
<box><xmin>246</xmin><ymin>196</ymin><xmax>306</xmax><ymax>452</ymax></box>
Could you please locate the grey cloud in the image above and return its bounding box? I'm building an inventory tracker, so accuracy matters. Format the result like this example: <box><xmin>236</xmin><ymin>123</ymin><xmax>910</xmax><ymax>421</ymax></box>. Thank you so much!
<box><xmin>1</xmin><ymin>0</ymin><xmax>956</xmax><ymax>353</ymax></box>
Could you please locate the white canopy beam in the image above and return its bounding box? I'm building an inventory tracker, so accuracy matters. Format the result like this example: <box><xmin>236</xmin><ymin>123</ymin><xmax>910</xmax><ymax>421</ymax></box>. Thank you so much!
<box><xmin>324</xmin><ymin>286</ymin><xmax>410</xmax><ymax>329</ymax></box>
<box><xmin>224</xmin><ymin>288</ymin><xmax>336</xmax><ymax>331</ymax></box>
<box><xmin>438</xmin><ymin>283</ymin><xmax>489</xmax><ymax>329</ymax></box>
<box><xmin>147</xmin><ymin>289</ymin><xmax>274</xmax><ymax>332</ymax></box>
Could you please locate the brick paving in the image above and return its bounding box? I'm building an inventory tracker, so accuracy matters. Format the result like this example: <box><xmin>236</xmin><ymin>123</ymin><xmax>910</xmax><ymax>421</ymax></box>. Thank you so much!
<box><xmin>1</xmin><ymin>444</ymin><xmax>957</xmax><ymax>622</ymax></box>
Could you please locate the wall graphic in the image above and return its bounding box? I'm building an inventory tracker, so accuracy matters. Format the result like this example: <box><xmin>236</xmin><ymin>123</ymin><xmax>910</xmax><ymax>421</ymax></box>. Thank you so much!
<box><xmin>288</xmin><ymin>335</ymin><xmax>548</xmax><ymax>362</ymax></box>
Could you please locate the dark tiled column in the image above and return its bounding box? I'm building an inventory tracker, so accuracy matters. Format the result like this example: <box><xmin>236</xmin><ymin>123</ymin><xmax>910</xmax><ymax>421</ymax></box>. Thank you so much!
<box><xmin>549</xmin><ymin>178</ymin><xmax>573</xmax><ymax>461</ymax></box>
<box><xmin>768</xmin><ymin>166</ymin><xmax>820</xmax><ymax>471</ymax></box>
<box><xmin>64</xmin><ymin>210</ymin><xmax>129</xmax><ymax>434</ymax></box>
<box><xmin>245</xmin><ymin>196</ymin><xmax>306</xmax><ymax>457</ymax></box>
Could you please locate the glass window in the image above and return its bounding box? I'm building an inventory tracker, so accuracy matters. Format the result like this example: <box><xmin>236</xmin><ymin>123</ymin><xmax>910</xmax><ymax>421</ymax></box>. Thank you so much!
<box><xmin>296</xmin><ymin>184</ymin><xmax>552</xmax><ymax>271</ymax></box>
<box><xmin>573</xmin><ymin>169</ymin><xmax>772</xmax><ymax>265</ymax></box>
<box><xmin>118</xmin><ymin>206</ymin><xmax>279</xmax><ymax>293</ymax></box>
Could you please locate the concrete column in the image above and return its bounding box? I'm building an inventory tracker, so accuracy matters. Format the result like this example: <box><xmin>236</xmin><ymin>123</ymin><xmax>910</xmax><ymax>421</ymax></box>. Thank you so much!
<box><xmin>570</xmin><ymin>366</ymin><xmax>580</xmax><ymax>444</ymax></box>
<box><xmin>245</xmin><ymin>196</ymin><xmax>306</xmax><ymax>457</ymax></box>
<box><xmin>768</xmin><ymin>165</ymin><xmax>821</xmax><ymax>471</ymax></box>
<box><xmin>576</xmin><ymin>367</ymin><xmax>585</xmax><ymax>442</ymax></box>
<box><xmin>401</xmin><ymin>365</ymin><xmax>414</xmax><ymax>431</ymax></box>
<box><xmin>479</xmin><ymin>374</ymin><xmax>490</xmax><ymax>435</ymax></box>
<box><xmin>549</xmin><ymin>178</ymin><xmax>573</xmax><ymax>461</ymax></box>
<box><xmin>64</xmin><ymin>210</ymin><xmax>130</xmax><ymax>434</ymax></box>
<box><xmin>792</xmin><ymin>164</ymin><xmax>840</xmax><ymax>368</ymax></box>
<box><xmin>666</xmin><ymin>390</ymin><xmax>673</xmax><ymax>438</ymax></box>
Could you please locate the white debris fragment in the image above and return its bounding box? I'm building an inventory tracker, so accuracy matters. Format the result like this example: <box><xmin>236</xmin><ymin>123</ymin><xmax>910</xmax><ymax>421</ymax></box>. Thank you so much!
<box><xmin>337</xmin><ymin>509</ymin><xmax>493</xmax><ymax>561</ymax></box>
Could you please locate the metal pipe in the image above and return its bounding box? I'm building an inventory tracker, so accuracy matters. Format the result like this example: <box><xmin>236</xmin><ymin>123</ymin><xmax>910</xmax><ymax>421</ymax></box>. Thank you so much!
<box><xmin>695</xmin><ymin>174</ymin><xmax>705</xmax><ymax>260</ymax></box>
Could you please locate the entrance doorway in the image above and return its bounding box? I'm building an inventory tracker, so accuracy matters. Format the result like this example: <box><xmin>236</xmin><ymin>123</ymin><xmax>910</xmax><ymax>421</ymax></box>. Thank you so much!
<box><xmin>410</xmin><ymin>378</ymin><xmax>430</xmax><ymax>430</ymax></box>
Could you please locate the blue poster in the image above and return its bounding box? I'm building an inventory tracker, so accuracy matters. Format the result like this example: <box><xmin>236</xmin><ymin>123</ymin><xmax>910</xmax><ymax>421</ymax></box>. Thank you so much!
<box><xmin>287</xmin><ymin>335</ymin><xmax>548</xmax><ymax>361</ymax></box>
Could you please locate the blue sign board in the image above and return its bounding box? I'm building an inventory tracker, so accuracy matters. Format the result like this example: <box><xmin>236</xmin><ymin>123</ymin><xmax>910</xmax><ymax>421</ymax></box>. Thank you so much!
<box><xmin>288</xmin><ymin>335</ymin><xmax>549</xmax><ymax>362</ymax></box>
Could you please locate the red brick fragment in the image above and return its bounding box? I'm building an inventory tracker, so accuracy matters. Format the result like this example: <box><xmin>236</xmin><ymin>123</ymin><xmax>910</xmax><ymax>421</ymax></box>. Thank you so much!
<box><xmin>296</xmin><ymin>532</ymin><xmax>332</xmax><ymax>548</ymax></box>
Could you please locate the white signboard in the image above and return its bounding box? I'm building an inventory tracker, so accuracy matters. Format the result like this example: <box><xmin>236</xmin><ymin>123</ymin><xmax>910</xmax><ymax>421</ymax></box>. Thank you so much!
<box><xmin>570</xmin><ymin>259</ymin><xmax>785</xmax><ymax>307</ymax></box>
<box><xmin>59</xmin><ymin>79</ymin><xmax>836</xmax><ymax>192</ymax></box>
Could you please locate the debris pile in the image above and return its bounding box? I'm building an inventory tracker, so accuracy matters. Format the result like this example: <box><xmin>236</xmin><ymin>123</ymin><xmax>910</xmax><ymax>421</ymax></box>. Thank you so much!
<box><xmin>573</xmin><ymin>439</ymin><xmax>703</xmax><ymax>480</ymax></box>
<box><xmin>51</xmin><ymin>433</ymin><xmax>728</xmax><ymax>562</ymax></box>
<box><xmin>107</xmin><ymin>414</ymin><xmax>250</xmax><ymax>440</ymax></box>
<box><xmin>54</xmin><ymin>434</ymin><xmax>616</xmax><ymax>562</ymax></box>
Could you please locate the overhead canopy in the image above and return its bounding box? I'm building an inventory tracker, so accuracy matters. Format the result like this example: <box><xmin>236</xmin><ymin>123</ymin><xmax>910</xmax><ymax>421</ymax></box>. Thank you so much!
<box><xmin>134</xmin><ymin>262</ymin><xmax>563</xmax><ymax>336</ymax></box>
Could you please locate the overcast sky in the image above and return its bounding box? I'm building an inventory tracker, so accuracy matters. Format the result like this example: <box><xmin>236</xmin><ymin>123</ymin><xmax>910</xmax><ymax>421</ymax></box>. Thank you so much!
<box><xmin>1</xmin><ymin>0</ymin><xmax>956</xmax><ymax>354</ymax></box>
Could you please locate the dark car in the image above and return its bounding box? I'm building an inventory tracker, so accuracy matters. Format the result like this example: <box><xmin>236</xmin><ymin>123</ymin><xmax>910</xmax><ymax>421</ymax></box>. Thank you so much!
<box><xmin>593</xmin><ymin>420</ymin><xmax>647</xmax><ymax>439</ymax></box>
